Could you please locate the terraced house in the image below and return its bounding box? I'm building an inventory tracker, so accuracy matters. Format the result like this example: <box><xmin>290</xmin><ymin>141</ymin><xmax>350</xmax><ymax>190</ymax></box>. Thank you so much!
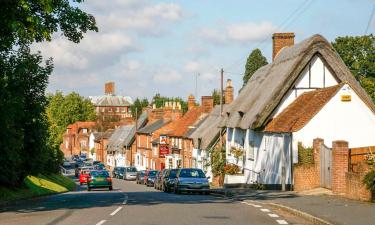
<box><xmin>221</xmin><ymin>33</ymin><xmax>375</xmax><ymax>189</ymax></box>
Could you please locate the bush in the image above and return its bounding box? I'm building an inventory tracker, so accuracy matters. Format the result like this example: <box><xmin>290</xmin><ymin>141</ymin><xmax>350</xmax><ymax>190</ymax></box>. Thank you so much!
<box><xmin>363</xmin><ymin>170</ymin><xmax>375</xmax><ymax>191</ymax></box>
<box><xmin>224</xmin><ymin>164</ymin><xmax>240</xmax><ymax>175</ymax></box>
<box><xmin>298</xmin><ymin>142</ymin><xmax>314</xmax><ymax>164</ymax></box>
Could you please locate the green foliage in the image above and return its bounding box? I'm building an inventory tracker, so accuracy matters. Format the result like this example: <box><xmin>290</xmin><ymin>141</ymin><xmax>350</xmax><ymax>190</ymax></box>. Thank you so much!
<box><xmin>332</xmin><ymin>35</ymin><xmax>375</xmax><ymax>103</ymax></box>
<box><xmin>46</xmin><ymin>91</ymin><xmax>96</xmax><ymax>157</ymax></box>
<box><xmin>151</xmin><ymin>93</ymin><xmax>188</xmax><ymax>113</ymax></box>
<box><xmin>130</xmin><ymin>97</ymin><xmax>149</xmax><ymax>118</ymax></box>
<box><xmin>243</xmin><ymin>48</ymin><xmax>268</xmax><ymax>86</ymax></box>
<box><xmin>0</xmin><ymin>0</ymin><xmax>98</xmax><ymax>51</ymax></box>
<box><xmin>209</xmin><ymin>145</ymin><xmax>226</xmax><ymax>177</ymax></box>
<box><xmin>212</xmin><ymin>89</ymin><xmax>224</xmax><ymax>106</ymax></box>
<box><xmin>230</xmin><ymin>147</ymin><xmax>244</xmax><ymax>159</ymax></box>
<box><xmin>363</xmin><ymin>170</ymin><xmax>375</xmax><ymax>191</ymax></box>
<box><xmin>297</xmin><ymin>142</ymin><xmax>314</xmax><ymax>165</ymax></box>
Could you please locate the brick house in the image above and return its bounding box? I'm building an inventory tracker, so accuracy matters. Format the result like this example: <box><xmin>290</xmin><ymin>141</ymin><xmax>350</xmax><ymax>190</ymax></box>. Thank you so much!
<box><xmin>94</xmin><ymin>129</ymin><xmax>114</xmax><ymax>164</ymax></box>
<box><xmin>61</xmin><ymin>121</ymin><xmax>96</xmax><ymax>158</ymax></box>
<box><xmin>89</xmin><ymin>82</ymin><xmax>133</xmax><ymax>121</ymax></box>
<box><xmin>221</xmin><ymin>33</ymin><xmax>375</xmax><ymax>189</ymax></box>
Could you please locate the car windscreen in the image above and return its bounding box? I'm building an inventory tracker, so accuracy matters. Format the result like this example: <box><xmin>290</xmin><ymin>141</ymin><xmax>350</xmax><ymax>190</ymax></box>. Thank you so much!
<box><xmin>118</xmin><ymin>167</ymin><xmax>125</xmax><ymax>171</ymax></box>
<box><xmin>169</xmin><ymin>169</ymin><xmax>178</xmax><ymax>178</ymax></box>
<box><xmin>178</xmin><ymin>169</ymin><xmax>206</xmax><ymax>178</ymax></box>
<box><xmin>126</xmin><ymin>167</ymin><xmax>137</xmax><ymax>172</ymax></box>
<box><xmin>148</xmin><ymin>171</ymin><xmax>158</xmax><ymax>176</ymax></box>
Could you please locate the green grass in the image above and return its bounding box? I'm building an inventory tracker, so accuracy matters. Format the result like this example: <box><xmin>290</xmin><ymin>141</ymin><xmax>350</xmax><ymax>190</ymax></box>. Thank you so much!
<box><xmin>0</xmin><ymin>174</ymin><xmax>76</xmax><ymax>204</ymax></box>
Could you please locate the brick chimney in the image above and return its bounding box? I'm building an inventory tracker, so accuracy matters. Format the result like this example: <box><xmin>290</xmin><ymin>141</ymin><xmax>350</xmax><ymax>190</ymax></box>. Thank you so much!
<box><xmin>272</xmin><ymin>33</ymin><xmax>295</xmax><ymax>61</ymax></box>
<box><xmin>201</xmin><ymin>96</ymin><xmax>214</xmax><ymax>113</ymax></box>
<box><xmin>224</xmin><ymin>79</ymin><xmax>234</xmax><ymax>104</ymax></box>
<box><xmin>188</xmin><ymin>94</ymin><xmax>196</xmax><ymax>110</ymax></box>
<box><xmin>105</xmin><ymin>82</ymin><xmax>115</xmax><ymax>95</ymax></box>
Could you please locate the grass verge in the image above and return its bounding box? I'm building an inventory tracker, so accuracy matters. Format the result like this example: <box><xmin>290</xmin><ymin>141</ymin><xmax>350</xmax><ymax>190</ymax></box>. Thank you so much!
<box><xmin>0</xmin><ymin>174</ymin><xmax>76</xmax><ymax>204</ymax></box>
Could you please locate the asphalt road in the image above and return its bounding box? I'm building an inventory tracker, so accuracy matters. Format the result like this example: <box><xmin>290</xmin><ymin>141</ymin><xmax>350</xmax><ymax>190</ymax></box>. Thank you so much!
<box><xmin>0</xmin><ymin>178</ymin><xmax>312</xmax><ymax>225</ymax></box>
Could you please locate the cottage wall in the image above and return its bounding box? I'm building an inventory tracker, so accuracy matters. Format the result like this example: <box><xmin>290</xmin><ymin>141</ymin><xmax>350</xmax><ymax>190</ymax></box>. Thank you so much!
<box><xmin>294</xmin><ymin>84</ymin><xmax>375</xmax><ymax>149</ymax></box>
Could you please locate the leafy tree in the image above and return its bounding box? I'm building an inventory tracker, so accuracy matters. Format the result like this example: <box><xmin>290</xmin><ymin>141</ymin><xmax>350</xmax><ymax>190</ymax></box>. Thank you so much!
<box><xmin>332</xmin><ymin>35</ymin><xmax>375</xmax><ymax>103</ymax></box>
<box><xmin>151</xmin><ymin>94</ymin><xmax>188</xmax><ymax>113</ymax></box>
<box><xmin>130</xmin><ymin>98</ymin><xmax>149</xmax><ymax>118</ymax></box>
<box><xmin>243</xmin><ymin>48</ymin><xmax>268</xmax><ymax>86</ymax></box>
<box><xmin>212</xmin><ymin>89</ymin><xmax>224</xmax><ymax>106</ymax></box>
<box><xmin>0</xmin><ymin>0</ymin><xmax>97</xmax><ymax>186</ymax></box>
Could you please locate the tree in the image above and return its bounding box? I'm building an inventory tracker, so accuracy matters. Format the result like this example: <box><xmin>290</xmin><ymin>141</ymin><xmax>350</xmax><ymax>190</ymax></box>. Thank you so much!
<box><xmin>130</xmin><ymin>98</ymin><xmax>149</xmax><ymax>118</ymax></box>
<box><xmin>151</xmin><ymin>94</ymin><xmax>188</xmax><ymax>113</ymax></box>
<box><xmin>212</xmin><ymin>89</ymin><xmax>224</xmax><ymax>106</ymax></box>
<box><xmin>332</xmin><ymin>35</ymin><xmax>375</xmax><ymax>103</ymax></box>
<box><xmin>243</xmin><ymin>48</ymin><xmax>268</xmax><ymax>86</ymax></box>
<box><xmin>0</xmin><ymin>0</ymin><xmax>97</xmax><ymax>187</ymax></box>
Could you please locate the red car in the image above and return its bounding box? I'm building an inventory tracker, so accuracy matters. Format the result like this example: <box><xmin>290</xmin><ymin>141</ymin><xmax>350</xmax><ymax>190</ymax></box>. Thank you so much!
<box><xmin>79</xmin><ymin>170</ymin><xmax>91</xmax><ymax>185</ymax></box>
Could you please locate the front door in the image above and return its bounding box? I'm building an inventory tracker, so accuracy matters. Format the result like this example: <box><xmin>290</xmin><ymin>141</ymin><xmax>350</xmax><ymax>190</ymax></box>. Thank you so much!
<box><xmin>320</xmin><ymin>144</ymin><xmax>332</xmax><ymax>189</ymax></box>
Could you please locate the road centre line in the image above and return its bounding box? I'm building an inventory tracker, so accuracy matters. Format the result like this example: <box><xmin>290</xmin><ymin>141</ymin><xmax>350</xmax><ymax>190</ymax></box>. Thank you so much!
<box><xmin>268</xmin><ymin>213</ymin><xmax>279</xmax><ymax>218</ymax></box>
<box><xmin>110</xmin><ymin>206</ymin><xmax>123</xmax><ymax>216</ymax></box>
<box><xmin>96</xmin><ymin>220</ymin><xmax>106</xmax><ymax>225</ymax></box>
<box><xmin>276</xmin><ymin>219</ymin><xmax>288</xmax><ymax>224</ymax></box>
<box><xmin>260</xmin><ymin>208</ymin><xmax>270</xmax><ymax>212</ymax></box>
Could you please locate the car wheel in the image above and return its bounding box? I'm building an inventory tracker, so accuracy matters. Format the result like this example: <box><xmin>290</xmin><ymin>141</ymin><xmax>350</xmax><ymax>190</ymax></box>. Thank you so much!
<box><xmin>88</xmin><ymin>187</ymin><xmax>91</xmax><ymax>191</ymax></box>
<box><xmin>174</xmin><ymin>187</ymin><xmax>180</xmax><ymax>194</ymax></box>
<box><xmin>109</xmin><ymin>186</ymin><xmax>113</xmax><ymax>191</ymax></box>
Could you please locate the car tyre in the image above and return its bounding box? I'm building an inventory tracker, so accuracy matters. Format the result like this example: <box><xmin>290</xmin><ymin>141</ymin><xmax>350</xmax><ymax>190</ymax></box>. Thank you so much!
<box><xmin>109</xmin><ymin>186</ymin><xmax>113</xmax><ymax>191</ymax></box>
<box><xmin>174</xmin><ymin>186</ymin><xmax>180</xmax><ymax>194</ymax></box>
<box><xmin>88</xmin><ymin>187</ymin><xmax>91</xmax><ymax>191</ymax></box>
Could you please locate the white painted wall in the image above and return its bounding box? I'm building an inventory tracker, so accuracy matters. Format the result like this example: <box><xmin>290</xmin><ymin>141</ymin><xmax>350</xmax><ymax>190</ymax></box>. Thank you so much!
<box><xmin>88</xmin><ymin>133</ymin><xmax>96</xmax><ymax>160</ymax></box>
<box><xmin>274</xmin><ymin>56</ymin><xmax>338</xmax><ymax>116</ymax></box>
<box><xmin>294</xmin><ymin>84</ymin><xmax>375</xmax><ymax>148</ymax></box>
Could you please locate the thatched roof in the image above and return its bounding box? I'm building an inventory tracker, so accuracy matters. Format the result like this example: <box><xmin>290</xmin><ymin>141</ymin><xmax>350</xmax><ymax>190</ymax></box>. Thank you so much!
<box><xmin>222</xmin><ymin>34</ymin><xmax>375</xmax><ymax>130</ymax></box>
<box><xmin>190</xmin><ymin>105</ymin><xmax>227</xmax><ymax>150</ymax></box>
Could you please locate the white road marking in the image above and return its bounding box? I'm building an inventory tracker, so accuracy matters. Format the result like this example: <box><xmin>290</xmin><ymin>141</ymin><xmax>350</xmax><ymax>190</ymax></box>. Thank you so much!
<box><xmin>260</xmin><ymin>208</ymin><xmax>270</xmax><ymax>212</ymax></box>
<box><xmin>276</xmin><ymin>219</ymin><xmax>288</xmax><ymax>224</ymax></box>
<box><xmin>268</xmin><ymin>213</ymin><xmax>279</xmax><ymax>218</ymax></box>
<box><xmin>96</xmin><ymin>220</ymin><xmax>106</xmax><ymax>225</ymax></box>
<box><xmin>110</xmin><ymin>206</ymin><xmax>123</xmax><ymax>216</ymax></box>
<box><xmin>253</xmin><ymin>205</ymin><xmax>262</xmax><ymax>208</ymax></box>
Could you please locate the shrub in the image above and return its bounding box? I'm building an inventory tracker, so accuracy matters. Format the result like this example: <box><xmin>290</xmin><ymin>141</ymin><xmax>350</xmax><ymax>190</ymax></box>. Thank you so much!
<box><xmin>297</xmin><ymin>142</ymin><xmax>314</xmax><ymax>164</ymax></box>
<box><xmin>230</xmin><ymin>147</ymin><xmax>244</xmax><ymax>159</ymax></box>
<box><xmin>224</xmin><ymin>164</ymin><xmax>240</xmax><ymax>175</ymax></box>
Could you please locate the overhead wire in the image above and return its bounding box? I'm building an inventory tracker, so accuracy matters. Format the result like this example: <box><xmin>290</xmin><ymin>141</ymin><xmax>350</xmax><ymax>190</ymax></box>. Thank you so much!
<box><xmin>365</xmin><ymin>3</ymin><xmax>375</xmax><ymax>35</ymax></box>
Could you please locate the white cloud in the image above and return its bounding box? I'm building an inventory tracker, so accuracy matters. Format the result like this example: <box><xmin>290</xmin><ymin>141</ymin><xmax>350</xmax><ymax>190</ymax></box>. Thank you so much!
<box><xmin>196</xmin><ymin>21</ymin><xmax>277</xmax><ymax>45</ymax></box>
<box><xmin>153</xmin><ymin>70</ymin><xmax>183</xmax><ymax>83</ymax></box>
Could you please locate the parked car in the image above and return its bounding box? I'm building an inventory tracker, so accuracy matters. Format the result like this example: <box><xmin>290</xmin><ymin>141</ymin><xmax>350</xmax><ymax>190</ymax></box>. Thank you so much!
<box><xmin>76</xmin><ymin>166</ymin><xmax>94</xmax><ymax>178</ymax></box>
<box><xmin>93</xmin><ymin>161</ymin><xmax>101</xmax><ymax>165</ymax></box>
<box><xmin>112</xmin><ymin>167</ymin><xmax>125</xmax><ymax>178</ymax></box>
<box><xmin>123</xmin><ymin>167</ymin><xmax>137</xmax><ymax>180</ymax></box>
<box><xmin>87</xmin><ymin>170</ymin><xmax>113</xmax><ymax>191</ymax></box>
<box><xmin>173</xmin><ymin>168</ymin><xmax>210</xmax><ymax>194</ymax></box>
<box><xmin>136</xmin><ymin>170</ymin><xmax>146</xmax><ymax>184</ymax></box>
<box><xmin>163</xmin><ymin>169</ymin><xmax>178</xmax><ymax>192</ymax></box>
<box><xmin>145</xmin><ymin>170</ymin><xmax>159</xmax><ymax>186</ymax></box>
<box><xmin>155</xmin><ymin>169</ymin><xmax>168</xmax><ymax>190</ymax></box>
<box><xmin>79</xmin><ymin>169</ymin><xmax>91</xmax><ymax>185</ymax></box>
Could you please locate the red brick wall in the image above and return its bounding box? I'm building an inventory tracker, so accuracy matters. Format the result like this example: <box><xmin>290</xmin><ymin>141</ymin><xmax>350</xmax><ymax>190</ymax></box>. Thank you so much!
<box><xmin>332</xmin><ymin>140</ymin><xmax>349</xmax><ymax>195</ymax></box>
<box><xmin>272</xmin><ymin>33</ymin><xmax>295</xmax><ymax>61</ymax></box>
<box><xmin>345</xmin><ymin>172</ymin><xmax>372</xmax><ymax>201</ymax></box>
<box><xmin>293</xmin><ymin>164</ymin><xmax>320</xmax><ymax>191</ymax></box>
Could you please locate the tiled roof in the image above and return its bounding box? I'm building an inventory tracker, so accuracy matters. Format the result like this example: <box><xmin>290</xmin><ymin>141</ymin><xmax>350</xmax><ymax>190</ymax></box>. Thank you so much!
<box><xmin>138</xmin><ymin>119</ymin><xmax>170</xmax><ymax>134</ymax></box>
<box><xmin>67</xmin><ymin>121</ymin><xmax>96</xmax><ymax>134</ymax></box>
<box><xmin>107</xmin><ymin>125</ymin><xmax>135</xmax><ymax>152</ymax></box>
<box><xmin>155</xmin><ymin>107</ymin><xmax>205</xmax><ymax>137</ymax></box>
<box><xmin>264</xmin><ymin>85</ymin><xmax>342</xmax><ymax>133</ymax></box>
<box><xmin>89</xmin><ymin>95</ymin><xmax>133</xmax><ymax>107</ymax></box>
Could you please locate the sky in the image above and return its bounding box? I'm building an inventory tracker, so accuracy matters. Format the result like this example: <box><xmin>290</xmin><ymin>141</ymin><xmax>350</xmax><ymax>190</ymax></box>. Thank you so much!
<box><xmin>32</xmin><ymin>0</ymin><xmax>375</xmax><ymax>103</ymax></box>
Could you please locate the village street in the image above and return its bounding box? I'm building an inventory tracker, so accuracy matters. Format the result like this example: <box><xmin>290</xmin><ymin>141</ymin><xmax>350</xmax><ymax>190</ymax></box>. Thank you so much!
<box><xmin>0</xmin><ymin>179</ymin><xmax>311</xmax><ymax>225</ymax></box>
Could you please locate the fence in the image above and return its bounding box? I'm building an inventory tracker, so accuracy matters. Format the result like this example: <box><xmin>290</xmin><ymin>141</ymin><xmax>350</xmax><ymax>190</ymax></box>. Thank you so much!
<box><xmin>349</xmin><ymin>146</ymin><xmax>375</xmax><ymax>173</ymax></box>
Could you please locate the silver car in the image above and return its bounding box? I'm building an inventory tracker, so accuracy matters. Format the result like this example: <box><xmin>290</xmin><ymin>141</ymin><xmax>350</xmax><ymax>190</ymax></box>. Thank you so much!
<box><xmin>174</xmin><ymin>168</ymin><xmax>210</xmax><ymax>194</ymax></box>
<box><xmin>123</xmin><ymin>167</ymin><xmax>137</xmax><ymax>180</ymax></box>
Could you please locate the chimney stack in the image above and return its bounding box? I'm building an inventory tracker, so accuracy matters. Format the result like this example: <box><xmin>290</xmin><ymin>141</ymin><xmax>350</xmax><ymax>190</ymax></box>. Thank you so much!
<box><xmin>105</xmin><ymin>82</ymin><xmax>115</xmax><ymax>95</ymax></box>
<box><xmin>272</xmin><ymin>33</ymin><xmax>295</xmax><ymax>61</ymax></box>
<box><xmin>201</xmin><ymin>96</ymin><xmax>214</xmax><ymax>113</ymax></box>
<box><xmin>188</xmin><ymin>94</ymin><xmax>196</xmax><ymax>110</ymax></box>
<box><xmin>224</xmin><ymin>79</ymin><xmax>234</xmax><ymax>104</ymax></box>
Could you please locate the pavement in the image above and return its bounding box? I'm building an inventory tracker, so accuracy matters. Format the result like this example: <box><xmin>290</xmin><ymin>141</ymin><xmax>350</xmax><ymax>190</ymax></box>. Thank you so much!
<box><xmin>211</xmin><ymin>188</ymin><xmax>375</xmax><ymax>225</ymax></box>
<box><xmin>0</xmin><ymin>177</ymin><xmax>312</xmax><ymax>225</ymax></box>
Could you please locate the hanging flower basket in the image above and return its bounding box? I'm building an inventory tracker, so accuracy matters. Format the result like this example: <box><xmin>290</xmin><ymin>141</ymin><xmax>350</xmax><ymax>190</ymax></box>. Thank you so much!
<box><xmin>224</xmin><ymin>163</ymin><xmax>240</xmax><ymax>175</ymax></box>
<box><xmin>230</xmin><ymin>146</ymin><xmax>244</xmax><ymax>159</ymax></box>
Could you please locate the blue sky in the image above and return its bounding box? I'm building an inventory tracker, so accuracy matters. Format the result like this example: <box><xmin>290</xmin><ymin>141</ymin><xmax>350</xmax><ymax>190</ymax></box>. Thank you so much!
<box><xmin>33</xmin><ymin>0</ymin><xmax>375</xmax><ymax>102</ymax></box>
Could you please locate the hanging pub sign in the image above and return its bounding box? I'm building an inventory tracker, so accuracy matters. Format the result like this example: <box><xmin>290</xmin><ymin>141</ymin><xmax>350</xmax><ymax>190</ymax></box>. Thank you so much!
<box><xmin>159</xmin><ymin>145</ymin><xmax>169</xmax><ymax>158</ymax></box>
<box><xmin>160</xmin><ymin>135</ymin><xmax>168</xmax><ymax>145</ymax></box>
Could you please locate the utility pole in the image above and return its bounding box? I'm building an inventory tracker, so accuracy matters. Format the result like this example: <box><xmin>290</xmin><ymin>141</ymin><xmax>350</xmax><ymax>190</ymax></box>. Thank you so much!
<box><xmin>219</xmin><ymin>68</ymin><xmax>224</xmax><ymax>146</ymax></box>
<box><xmin>195</xmin><ymin>73</ymin><xmax>200</xmax><ymax>98</ymax></box>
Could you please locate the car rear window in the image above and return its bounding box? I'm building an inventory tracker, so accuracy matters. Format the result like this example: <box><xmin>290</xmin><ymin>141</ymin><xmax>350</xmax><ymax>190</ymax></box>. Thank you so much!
<box><xmin>91</xmin><ymin>171</ymin><xmax>109</xmax><ymax>177</ymax></box>
<box><xmin>149</xmin><ymin>171</ymin><xmax>158</xmax><ymax>176</ymax></box>
<box><xmin>178</xmin><ymin>169</ymin><xmax>206</xmax><ymax>178</ymax></box>
<box><xmin>126</xmin><ymin>167</ymin><xmax>137</xmax><ymax>172</ymax></box>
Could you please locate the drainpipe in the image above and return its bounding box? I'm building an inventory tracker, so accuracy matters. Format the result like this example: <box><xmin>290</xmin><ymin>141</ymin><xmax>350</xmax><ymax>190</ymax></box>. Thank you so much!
<box><xmin>290</xmin><ymin>132</ymin><xmax>294</xmax><ymax>191</ymax></box>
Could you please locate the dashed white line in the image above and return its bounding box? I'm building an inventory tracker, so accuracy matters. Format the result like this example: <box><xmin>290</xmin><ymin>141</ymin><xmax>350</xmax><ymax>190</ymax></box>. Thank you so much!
<box><xmin>260</xmin><ymin>208</ymin><xmax>270</xmax><ymax>212</ymax></box>
<box><xmin>268</xmin><ymin>213</ymin><xmax>279</xmax><ymax>218</ymax></box>
<box><xmin>96</xmin><ymin>220</ymin><xmax>106</xmax><ymax>225</ymax></box>
<box><xmin>253</xmin><ymin>204</ymin><xmax>262</xmax><ymax>208</ymax></box>
<box><xmin>276</xmin><ymin>219</ymin><xmax>288</xmax><ymax>224</ymax></box>
<box><xmin>110</xmin><ymin>206</ymin><xmax>123</xmax><ymax>216</ymax></box>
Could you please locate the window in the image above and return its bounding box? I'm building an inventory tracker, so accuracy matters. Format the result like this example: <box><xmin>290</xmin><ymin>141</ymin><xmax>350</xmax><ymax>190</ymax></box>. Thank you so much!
<box><xmin>168</xmin><ymin>158</ymin><xmax>173</xmax><ymax>169</ymax></box>
<box><xmin>101</xmin><ymin>108</ymin><xmax>105</xmax><ymax>113</ymax></box>
<box><xmin>116</xmin><ymin>107</ymin><xmax>119</xmax><ymax>112</ymax></box>
<box><xmin>82</xmin><ymin>128</ymin><xmax>87</xmax><ymax>134</ymax></box>
<box><xmin>108</xmin><ymin>108</ymin><xmax>112</xmax><ymax>112</ymax></box>
<box><xmin>178</xmin><ymin>138</ymin><xmax>182</xmax><ymax>149</ymax></box>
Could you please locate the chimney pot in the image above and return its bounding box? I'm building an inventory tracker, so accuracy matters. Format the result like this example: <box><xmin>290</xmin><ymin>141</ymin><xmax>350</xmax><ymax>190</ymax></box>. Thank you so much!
<box><xmin>201</xmin><ymin>96</ymin><xmax>214</xmax><ymax>113</ymax></box>
<box><xmin>224</xmin><ymin>79</ymin><xmax>234</xmax><ymax>104</ymax></box>
<box><xmin>188</xmin><ymin>94</ymin><xmax>196</xmax><ymax>110</ymax></box>
<box><xmin>272</xmin><ymin>32</ymin><xmax>295</xmax><ymax>61</ymax></box>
